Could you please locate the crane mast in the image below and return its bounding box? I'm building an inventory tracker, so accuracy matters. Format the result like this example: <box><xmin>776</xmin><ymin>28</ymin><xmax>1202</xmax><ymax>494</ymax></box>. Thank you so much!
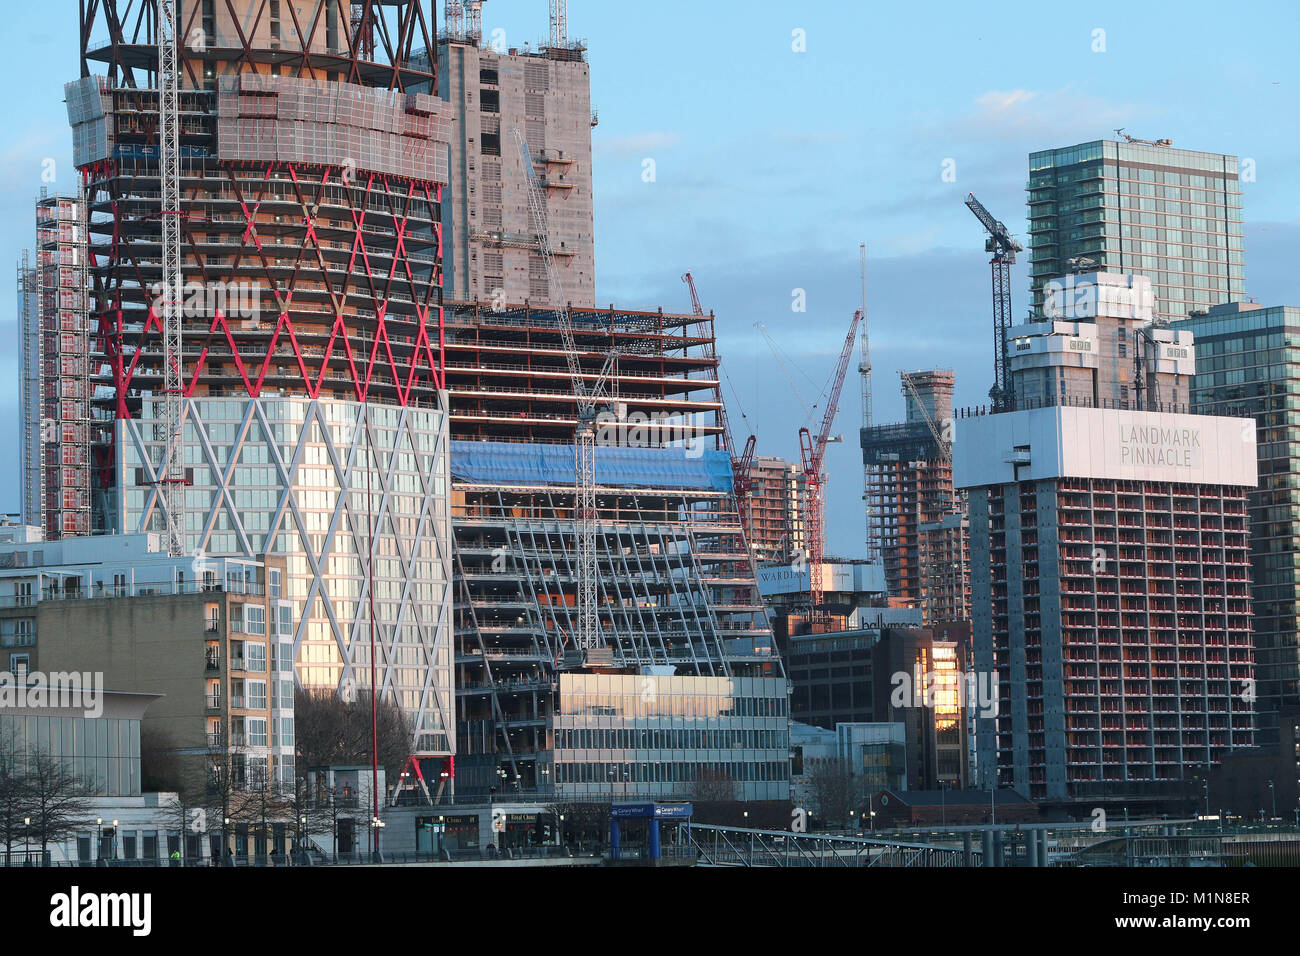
<box><xmin>158</xmin><ymin>0</ymin><xmax>185</xmax><ymax>557</ymax></box>
<box><xmin>682</xmin><ymin>272</ymin><xmax>757</xmax><ymax>536</ymax></box>
<box><xmin>964</xmin><ymin>192</ymin><xmax>1022</xmax><ymax>412</ymax></box>
<box><xmin>516</xmin><ymin>129</ymin><xmax>613</xmax><ymax>659</ymax></box>
<box><xmin>550</xmin><ymin>0</ymin><xmax>568</xmax><ymax>48</ymax></box>
<box><xmin>858</xmin><ymin>244</ymin><xmax>876</xmax><ymax>561</ymax></box>
<box><xmin>799</xmin><ymin>309</ymin><xmax>863</xmax><ymax>621</ymax></box>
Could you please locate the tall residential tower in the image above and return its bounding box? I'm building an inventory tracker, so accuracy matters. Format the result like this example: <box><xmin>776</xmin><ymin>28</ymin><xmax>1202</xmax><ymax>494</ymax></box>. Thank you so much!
<box><xmin>1027</xmin><ymin>140</ymin><xmax>1244</xmax><ymax>321</ymax></box>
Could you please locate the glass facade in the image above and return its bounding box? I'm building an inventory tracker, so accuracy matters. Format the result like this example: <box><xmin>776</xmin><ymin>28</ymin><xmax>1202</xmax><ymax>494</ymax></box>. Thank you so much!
<box><xmin>1173</xmin><ymin>305</ymin><xmax>1300</xmax><ymax>743</ymax></box>
<box><xmin>1028</xmin><ymin>140</ymin><xmax>1244</xmax><ymax>320</ymax></box>
<box><xmin>550</xmin><ymin>674</ymin><xmax>790</xmax><ymax>801</ymax></box>
<box><xmin>118</xmin><ymin>395</ymin><xmax>454</xmax><ymax>756</ymax></box>
<box><xmin>0</xmin><ymin>713</ymin><xmax>141</xmax><ymax>796</ymax></box>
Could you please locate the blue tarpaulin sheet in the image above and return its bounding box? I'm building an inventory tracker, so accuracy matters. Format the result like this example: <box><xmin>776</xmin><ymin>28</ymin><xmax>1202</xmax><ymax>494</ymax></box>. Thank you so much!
<box><xmin>450</xmin><ymin>441</ymin><xmax>734</xmax><ymax>492</ymax></box>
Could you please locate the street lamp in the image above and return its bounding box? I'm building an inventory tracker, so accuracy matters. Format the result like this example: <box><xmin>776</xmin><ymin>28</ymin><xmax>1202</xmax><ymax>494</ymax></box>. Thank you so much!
<box><xmin>22</xmin><ymin>817</ymin><xmax>29</xmax><ymax>866</ymax></box>
<box><xmin>1268</xmin><ymin>780</ymin><xmax>1276</xmax><ymax>819</ymax></box>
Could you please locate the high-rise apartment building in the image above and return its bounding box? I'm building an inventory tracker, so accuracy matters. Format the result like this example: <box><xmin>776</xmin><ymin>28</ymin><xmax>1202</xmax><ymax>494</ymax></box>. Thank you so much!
<box><xmin>1010</xmin><ymin>272</ymin><xmax>1195</xmax><ymax>410</ymax></box>
<box><xmin>1173</xmin><ymin>301</ymin><xmax>1300</xmax><ymax>746</ymax></box>
<box><xmin>745</xmin><ymin>455</ymin><xmax>804</xmax><ymax>564</ymax></box>
<box><xmin>1027</xmin><ymin>140</ymin><xmax>1245</xmax><ymax>321</ymax></box>
<box><xmin>957</xmin><ymin>401</ymin><xmax>1257</xmax><ymax>804</ymax></box>
<box><xmin>68</xmin><ymin>1</ymin><xmax>456</xmax><ymax>767</ymax></box>
<box><xmin>0</xmin><ymin>533</ymin><xmax>295</xmax><ymax>792</ymax></box>
<box><xmin>18</xmin><ymin>191</ymin><xmax>91</xmax><ymax>540</ymax></box>
<box><xmin>861</xmin><ymin>370</ymin><xmax>962</xmax><ymax>619</ymax></box>
<box><xmin>429</xmin><ymin>26</ymin><xmax>595</xmax><ymax>308</ymax></box>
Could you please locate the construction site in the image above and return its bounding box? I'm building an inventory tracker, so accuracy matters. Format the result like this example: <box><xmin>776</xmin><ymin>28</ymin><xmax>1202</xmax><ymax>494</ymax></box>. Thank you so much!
<box><xmin>446</xmin><ymin>300</ymin><xmax>786</xmax><ymax>799</ymax></box>
<box><xmin>860</xmin><ymin>369</ymin><xmax>969</xmax><ymax>627</ymax></box>
<box><xmin>36</xmin><ymin>0</ymin><xmax>789</xmax><ymax>807</ymax></box>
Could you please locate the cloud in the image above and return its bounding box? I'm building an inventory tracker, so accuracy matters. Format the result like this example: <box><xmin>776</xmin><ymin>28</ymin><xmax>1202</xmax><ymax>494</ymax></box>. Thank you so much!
<box><xmin>938</xmin><ymin>85</ymin><xmax>1138</xmax><ymax>144</ymax></box>
<box><xmin>595</xmin><ymin>131</ymin><xmax>682</xmax><ymax>157</ymax></box>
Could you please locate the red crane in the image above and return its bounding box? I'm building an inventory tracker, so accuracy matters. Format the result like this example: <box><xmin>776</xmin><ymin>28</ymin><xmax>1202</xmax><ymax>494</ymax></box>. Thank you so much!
<box><xmin>799</xmin><ymin>309</ymin><xmax>863</xmax><ymax>620</ymax></box>
<box><xmin>682</xmin><ymin>272</ymin><xmax>757</xmax><ymax>534</ymax></box>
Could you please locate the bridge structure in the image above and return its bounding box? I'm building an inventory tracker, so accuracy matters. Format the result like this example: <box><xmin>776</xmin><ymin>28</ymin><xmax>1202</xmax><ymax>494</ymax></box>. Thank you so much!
<box><xmin>684</xmin><ymin>824</ymin><xmax>980</xmax><ymax>868</ymax></box>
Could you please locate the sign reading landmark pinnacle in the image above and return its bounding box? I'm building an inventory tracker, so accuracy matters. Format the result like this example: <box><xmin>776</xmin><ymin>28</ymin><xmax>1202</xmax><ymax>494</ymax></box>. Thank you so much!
<box><xmin>1116</xmin><ymin>423</ymin><xmax>1202</xmax><ymax>469</ymax></box>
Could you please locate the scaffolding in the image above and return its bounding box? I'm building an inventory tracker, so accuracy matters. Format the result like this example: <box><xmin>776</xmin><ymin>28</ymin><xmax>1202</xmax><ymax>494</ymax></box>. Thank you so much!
<box><xmin>446</xmin><ymin>303</ymin><xmax>782</xmax><ymax>797</ymax></box>
<box><xmin>28</xmin><ymin>192</ymin><xmax>92</xmax><ymax>539</ymax></box>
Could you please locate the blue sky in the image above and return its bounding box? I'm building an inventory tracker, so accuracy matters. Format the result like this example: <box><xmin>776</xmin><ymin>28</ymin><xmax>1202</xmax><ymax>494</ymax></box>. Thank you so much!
<box><xmin>1</xmin><ymin>1</ymin><xmax>1297</xmax><ymax>556</ymax></box>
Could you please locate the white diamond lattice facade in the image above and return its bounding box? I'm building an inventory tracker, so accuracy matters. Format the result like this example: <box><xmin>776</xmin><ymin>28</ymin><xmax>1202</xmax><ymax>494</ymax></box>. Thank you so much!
<box><xmin>116</xmin><ymin>395</ymin><xmax>454</xmax><ymax>758</ymax></box>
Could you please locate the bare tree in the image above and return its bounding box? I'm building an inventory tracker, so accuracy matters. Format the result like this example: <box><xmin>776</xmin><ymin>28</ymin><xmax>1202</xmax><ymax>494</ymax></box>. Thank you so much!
<box><xmin>25</xmin><ymin>750</ymin><xmax>93</xmax><ymax>861</ymax></box>
<box><xmin>197</xmin><ymin>730</ymin><xmax>249</xmax><ymax>864</ymax></box>
<box><xmin>140</xmin><ymin>725</ymin><xmax>187</xmax><ymax>794</ymax></box>
<box><xmin>807</xmin><ymin>758</ymin><xmax>864</xmax><ymax>829</ymax></box>
<box><xmin>289</xmin><ymin>777</ymin><xmax>335</xmax><ymax>859</ymax></box>
<box><xmin>295</xmin><ymin>688</ymin><xmax>412</xmax><ymax>780</ymax></box>
<box><xmin>688</xmin><ymin>768</ymin><xmax>737</xmax><ymax>803</ymax></box>
<box><xmin>237</xmin><ymin>774</ymin><xmax>292</xmax><ymax>864</ymax></box>
<box><xmin>551</xmin><ymin>801</ymin><xmax>608</xmax><ymax>852</ymax></box>
<box><xmin>0</xmin><ymin>738</ymin><xmax>33</xmax><ymax>865</ymax></box>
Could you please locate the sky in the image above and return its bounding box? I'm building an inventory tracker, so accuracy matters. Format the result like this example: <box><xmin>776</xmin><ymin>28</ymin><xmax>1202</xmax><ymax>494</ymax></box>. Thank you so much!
<box><xmin>0</xmin><ymin>0</ymin><xmax>1297</xmax><ymax>556</ymax></box>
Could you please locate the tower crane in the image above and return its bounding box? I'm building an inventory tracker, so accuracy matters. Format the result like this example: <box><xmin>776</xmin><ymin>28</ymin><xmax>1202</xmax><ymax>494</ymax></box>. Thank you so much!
<box><xmin>682</xmin><ymin>272</ymin><xmax>757</xmax><ymax>535</ymax></box>
<box><xmin>901</xmin><ymin>372</ymin><xmax>952</xmax><ymax>463</ymax></box>
<box><xmin>516</xmin><ymin>128</ymin><xmax>615</xmax><ymax>664</ymax></box>
<box><xmin>157</xmin><ymin>0</ymin><xmax>186</xmax><ymax>557</ymax></box>
<box><xmin>550</xmin><ymin>0</ymin><xmax>568</xmax><ymax>49</ymax></box>
<box><xmin>1114</xmin><ymin>128</ymin><xmax>1172</xmax><ymax>148</ymax></box>
<box><xmin>1132</xmin><ymin>324</ymin><xmax>1164</xmax><ymax>411</ymax></box>
<box><xmin>799</xmin><ymin>309</ymin><xmax>863</xmax><ymax>620</ymax></box>
<box><xmin>964</xmin><ymin>192</ymin><xmax>1022</xmax><ymax>412</ymax></box>
<box><xmin>858</xmin><ymin>243</ymin><xmax>876</xmax><ymax>561</ymax></box>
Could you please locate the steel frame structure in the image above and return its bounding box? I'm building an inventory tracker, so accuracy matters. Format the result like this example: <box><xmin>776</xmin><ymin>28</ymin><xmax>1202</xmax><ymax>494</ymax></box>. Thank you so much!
<box><xmin>80</xmin><ymin>0</ymin><xmax>436</xmax><ymax>92</ymax></box>
<box><xmin>447</xmin><ymin>301</ymin><xmax>780</xmax><ymax>797</ymax></box>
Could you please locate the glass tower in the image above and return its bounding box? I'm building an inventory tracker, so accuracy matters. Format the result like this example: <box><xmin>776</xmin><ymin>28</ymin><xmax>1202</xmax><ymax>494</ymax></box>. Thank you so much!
<box><xmin>1173</xmin><ymin>302</ymin><xmax>1300</xmax><ymax>745</ymax></box>
<box><xmin>1027</xmin><ymin>141</ymin><xmax>1245</xmax><ymax>321</ymax></box>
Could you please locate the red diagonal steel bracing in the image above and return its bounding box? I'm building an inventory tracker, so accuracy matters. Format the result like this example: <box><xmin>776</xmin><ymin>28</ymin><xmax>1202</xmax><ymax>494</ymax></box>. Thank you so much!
<box><xmin>92</xmin><ymin>160</ymin><xmax>444</xmax><ymax>412</ymax></box>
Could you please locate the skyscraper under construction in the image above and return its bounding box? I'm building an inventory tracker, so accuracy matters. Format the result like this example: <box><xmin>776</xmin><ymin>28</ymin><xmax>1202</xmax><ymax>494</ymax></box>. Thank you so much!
<box><xmin>68</xmin><ymin>1</ymin><xmax>455</xmax><ymax>765</ymax></box>
<box><xmin>445</xmin><ymin>303</ymin><xmax>787</xmax><ymax>802</ymax></box>
<box><xmin>54</xmin><ymin>1</ymin><xmax>787</xmax><ymax>804</ymax></box>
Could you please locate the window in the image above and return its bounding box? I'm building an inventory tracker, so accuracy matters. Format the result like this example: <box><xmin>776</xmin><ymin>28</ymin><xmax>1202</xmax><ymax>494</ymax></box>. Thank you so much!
<box><xmin>246</xmin><ymin>642</ymin><xmax>267</xmax><ymax>672</ymax></box>
<box><xmin>248</xmin><ymin>680</ymin><xmax>268</xmax><ymax>710</ymax></box>
<box><xmin>248</xmin><ymin>719</ymin><xmax>269</xmax><ymax>748</ymax></box>
<box><xmin>268</xmin><ymin>568</ymin><xmax>281</xmax><ymax>599</ymax></box>
<box><xmin>277</xmin><ymin>605</ymin><xmax>293</xmax><ymax>638</ymax></box>
<box><xmin>245</xmin><ymin>605</ymin><xmax>266</xmax><ymax>636</ymax></box>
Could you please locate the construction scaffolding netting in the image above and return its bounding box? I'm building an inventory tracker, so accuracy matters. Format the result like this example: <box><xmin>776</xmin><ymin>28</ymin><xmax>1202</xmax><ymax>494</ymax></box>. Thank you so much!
<box><xmin>65</xmin><ymin>76</ymin><xmax>113</xmax><ymax>168</ymax></box>
<box><xmin>217</xmin><ymin>74</ymin><xmax>450</xmax><ymax>183</ymax></box>
<box><xmin>450</xmin><ymin>441</ymin><xmax>734</xmax><ymax>492</ymax></box>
